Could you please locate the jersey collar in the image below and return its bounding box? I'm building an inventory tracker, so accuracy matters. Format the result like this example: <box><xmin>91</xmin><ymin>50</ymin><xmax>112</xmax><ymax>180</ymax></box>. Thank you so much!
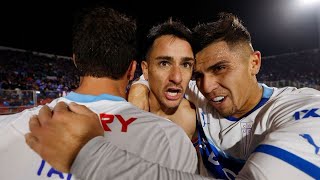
<box><xmin>225</xmin><ymin>83</ymin><xmax>273</xmax><ymax>121</ymax></box>
<box><xmin>65</xmin><ymin>92</ymin><xmax>126</xmax><ymax>103</ymax></box>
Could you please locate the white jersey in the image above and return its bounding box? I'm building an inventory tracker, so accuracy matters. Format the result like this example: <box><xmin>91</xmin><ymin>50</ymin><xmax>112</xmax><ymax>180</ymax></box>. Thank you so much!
<box><xmin>185</xmin><ymin>81</ymin><xmax>320</xmax><ymax>179</ymax></box>
<box><xmin>0</xmin><ymin>92</ymin><xmax>197</xmax><ymax>180</ymax></box>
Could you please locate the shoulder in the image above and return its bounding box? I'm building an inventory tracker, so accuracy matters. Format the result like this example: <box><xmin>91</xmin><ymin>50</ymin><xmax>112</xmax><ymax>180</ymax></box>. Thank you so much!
<box><xmin>247</xmin><ymin>89</ymin><xmax>320</xmax><ymax>179</ymax></box>
<box><xmin>263</xmin><ymin>87</ymin><xmax>320</xmax><ymax>137</ymax></box>
<box><xmin>271</xmin><ymin>87</ymin><xmax>320</xmax><ymax>108</ymax></box>
<box><xmin>0</xmin><ymin>106</ymin><xmax>42</xmax><ymax>132</ymax></box>
<box><xmin>0</xmin><ymin>98</ymin><xmax>63</xmax><ymax>131</ymax></box>
<box><xmin>269</xmin><ymin>87</ymin><xmax>320</xmax><ymax>112</ymax></box>
<box><xmin>266</xmin><ymin>87</ymin><xmax>320</xmax><ymax>123</ymax></box>
<box><xmin>180</xmin><ymin>98</ymin><xmax>196</xmax><ymax>111</ymax></box>
<box><xmin>272</xmin><ymin>86</ymin><xmax>320</xmax><ymax>98</ymax></box>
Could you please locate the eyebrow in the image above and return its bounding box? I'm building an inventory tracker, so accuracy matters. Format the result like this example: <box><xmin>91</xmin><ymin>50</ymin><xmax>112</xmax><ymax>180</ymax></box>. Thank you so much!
<box><xmin>182</xmin><ymin>57</ymin><xmax>195</xmax><ymax>62</ymax></box>
<box><xmin>194</xmin><ymin>60</ymin><xmax>229</xmax><ymax>74</ymax></box>
<box><xmin>154</xmin><ymin>56</ymin><xmax>173</xmax><ymax>61</ymax></box>
<box><xmin>206</xmin><ymin>60</ymin><xmax>229</xmax><ymax>71</ymax></box>
<box><xmin>154</xmin><ymin>56</ymin><xmax>195</xmax><ymax>62</ymax></box>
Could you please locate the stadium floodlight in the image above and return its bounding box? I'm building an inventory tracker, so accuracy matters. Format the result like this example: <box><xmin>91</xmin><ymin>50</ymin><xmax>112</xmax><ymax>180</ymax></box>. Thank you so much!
<box><xmin>296</xmin><ymin>0</ymin><xmax>320</xmax><ymax>48</ymax></box>
<box><xmin>297</xmin><ymin>0</ymin><xmax>320</xmax><ymax>6</ymax></box>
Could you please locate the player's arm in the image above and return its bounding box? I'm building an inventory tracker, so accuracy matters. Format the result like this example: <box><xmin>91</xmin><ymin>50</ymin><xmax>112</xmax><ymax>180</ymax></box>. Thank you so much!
<box><xmin>128</xmin><ymin>75</ymin><xmax>150</xmax><ymax>111</ymax></box>
<box><xmin>25</xmin><ymin>102</ymin><xmax>104</xmax><ymax>172</ymax></box>
<box><xmin>72</xmin><ymin>136</ymin><xmax>214</xmax><ymax>180</ymax></box>
<box><xmin>25</xmin><ymin>101</ymin><xmax>216</xmax><ymax>180</ymax></box>
<box><xmin>238</xmin><ymin>95</ymin><xmax>320</xmax><ymax>179</ymax></box>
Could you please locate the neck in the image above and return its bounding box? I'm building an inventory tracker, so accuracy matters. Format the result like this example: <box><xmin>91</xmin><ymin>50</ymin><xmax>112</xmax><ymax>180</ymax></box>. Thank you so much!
<box><xmin>74</xmin><ymin>76</ymin><xmax>128</xmax><ymax>99</ymax></box>
<box><xmin>149</xmin><ymin>92</ymin><xmax>178</xmax><ymax>117</ymax></box>
<box><xmin>251</xmin><ymin>82</ymin><xmax>264</xmax><ymax>106</ymax></box>
<box><xmin>234</xmin><ymin>82</ymin><xmax>263</xmax><ymax>118</ymax></box>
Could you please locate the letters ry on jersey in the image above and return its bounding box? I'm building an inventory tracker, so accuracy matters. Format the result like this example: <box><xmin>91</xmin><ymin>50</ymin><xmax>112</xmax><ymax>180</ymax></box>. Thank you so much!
<box><xmin>99</xmin><ymin>113</ymin><xmax>137</xmax><ymax>132</ymax></box>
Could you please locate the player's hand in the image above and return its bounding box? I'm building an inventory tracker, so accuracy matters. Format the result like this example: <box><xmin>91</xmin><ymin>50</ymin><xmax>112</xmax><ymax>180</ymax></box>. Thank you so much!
<box><xmin>25</xmin><ymin>101</ymin><xmax>104</xmax><ymax>173</ymax></box>
<box><xmin>128</xmin><ymin>84</ymin><xmax>150</xmax><ymax>111</ymax></box>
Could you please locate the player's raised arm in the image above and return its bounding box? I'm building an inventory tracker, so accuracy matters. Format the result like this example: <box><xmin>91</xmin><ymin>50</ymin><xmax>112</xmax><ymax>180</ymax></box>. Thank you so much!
<box><xmin>128</xmin><ymin>75</ymin><xmax>150</xmax><ymax>111</ymax></box>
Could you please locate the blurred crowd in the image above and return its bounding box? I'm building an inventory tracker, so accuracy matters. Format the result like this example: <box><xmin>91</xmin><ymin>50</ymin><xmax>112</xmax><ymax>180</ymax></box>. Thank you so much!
<box><xmin>0</xmin><ymin>47</ymin><xmax>319</xmax><ymax>114</ymax></box>
<box><xmin>258</xmin><ymin>48</ymin><xmax>320</xmax><ymax>89</ymax></box>
<box><xmin>0</xmin><ymin>49</ymin><xmax>79</xmax><ymax>92</ymax></box>
<box><xmin>0</xmin><ymin>48</ymin><xmax>79</xmax><ymax>113</ymax></box>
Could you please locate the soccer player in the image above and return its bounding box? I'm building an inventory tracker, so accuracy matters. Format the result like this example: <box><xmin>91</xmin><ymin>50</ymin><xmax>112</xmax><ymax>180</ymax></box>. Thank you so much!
<box><xmin>129</xmin><ymin>20</ymin><xmax>196</xmax><ymax>139</ymax></box>
<box><xmin>0</xmin><ymin>6</ymin><xmax>197</xmax><ymax>179</ymax></box>
<box><xmin>130</xmin><ymin>12</ymin><xmax>320</xmax><ymax>179</ymax></box>
<box><xmin>26</xmin><ymin>12</ymin><xmax>320</xmax><ymax>179</ymax></box>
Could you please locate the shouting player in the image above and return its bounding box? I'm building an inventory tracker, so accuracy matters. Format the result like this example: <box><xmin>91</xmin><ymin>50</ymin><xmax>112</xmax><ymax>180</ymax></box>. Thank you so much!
<box><xmin>0</xmin><ymin>6</ymin><xmax>197</xmax><ymax>180</ymax></box>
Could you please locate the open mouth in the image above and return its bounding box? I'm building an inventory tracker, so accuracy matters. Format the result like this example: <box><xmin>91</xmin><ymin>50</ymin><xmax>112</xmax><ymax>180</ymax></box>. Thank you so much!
<box><xmin>165</xmin><ymin>87</ymin><xmax>182</xmax><ymax>100</ymax></box>
<box><xmin>167</xmin><ymin>88</ymin><xmax>181</xmax><ymax>96</ymax></box>
<box><xmin>212</xmin><ymin>96</ymin><xmax>225</xmax><ymax>103</ymax></box>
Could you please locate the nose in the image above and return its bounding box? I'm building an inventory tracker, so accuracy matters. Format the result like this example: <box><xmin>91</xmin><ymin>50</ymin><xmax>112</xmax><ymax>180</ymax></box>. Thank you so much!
<box><xmin>169</xmin><ymin>66</ymin><xmax>182</xmax><ymax>84</ymax></box>
<box><xmin>199</xmin><ymin>75</ymin><xmax>219</xmax><ymax>94</ymax></box>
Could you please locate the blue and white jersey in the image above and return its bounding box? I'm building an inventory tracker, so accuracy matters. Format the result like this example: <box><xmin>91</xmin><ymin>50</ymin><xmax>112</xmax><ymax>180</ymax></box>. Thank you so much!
<box><xmin>186</xmin><ymin>81</ymin><xmax>320</xmax><ymax>179</ymax></box>
<box><xmin>0</xmin><ymin>92</ymin><xmax>197</xmax><ymax>180</ymax></box>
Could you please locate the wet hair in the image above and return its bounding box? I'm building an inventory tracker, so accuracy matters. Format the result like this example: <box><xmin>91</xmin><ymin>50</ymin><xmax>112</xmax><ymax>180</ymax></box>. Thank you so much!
<box><xmin>143</xmin><ymin>19</ymin><xmax>193</xmax><ymax>60</ymax></box>
<box><xmin>193</xmin><ymin>12</ymin><xmax>251</xmax><ymax>54</ymax></box>
<box><xmin>72</xmin><ymin>6</ymin><xmax>137</xmax><ymax>79</ymax></box>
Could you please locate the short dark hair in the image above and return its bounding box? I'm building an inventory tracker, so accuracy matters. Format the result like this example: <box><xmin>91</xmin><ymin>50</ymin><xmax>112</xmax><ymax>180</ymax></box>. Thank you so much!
<box><xmin>193</xmin><ymin>12</ymin><xmax>251</xmax><ymax>54</ymax></box>
<box><xmin>143</xmin><ymin>19</ymin><xmax>193</xmax><ymax>60</ymax></box>
<box><xmin>72</xmin><ymin>6</ymin><xmax>137</xmax><ymax>79</ymax></box>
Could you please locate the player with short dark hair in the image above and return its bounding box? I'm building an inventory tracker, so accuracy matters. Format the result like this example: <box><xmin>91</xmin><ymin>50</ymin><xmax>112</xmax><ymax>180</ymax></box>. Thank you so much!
<box><xmin>130</xmin><ymin>20</ymin><xmax>197</xmax><ymax>139</ymax></box>
<box><xmin>0</xmin><ymin>6</ymin><xmax>197</xmax><ymax>180</ymax></box>
<box><xmin>25</xmin><ymin>11</ymin><xmax>320</xmax><ymax>180</ymax></box>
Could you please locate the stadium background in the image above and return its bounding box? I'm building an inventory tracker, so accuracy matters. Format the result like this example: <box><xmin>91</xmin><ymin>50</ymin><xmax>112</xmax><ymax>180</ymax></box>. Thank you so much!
<box><xmin>1</xmin><ymin>0</ymin><xmax>320</xmax><ymax>114</ymax></box>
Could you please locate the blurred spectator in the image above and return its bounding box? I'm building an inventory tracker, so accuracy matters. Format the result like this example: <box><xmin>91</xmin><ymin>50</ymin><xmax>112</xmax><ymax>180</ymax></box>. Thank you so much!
<box><xmin>257</xmin><ymin>48</ymin><xmax>320</xmax><ymax>89</ymax></box>
<box><xmin>0</xmin><ymin>47</ymin><xmax>79</xmax><ymax>96</ymax></box>
<box><xmin>0</xmin><ymin>46</ymin><xmax>319</xmax><ymax>113</ymax></box>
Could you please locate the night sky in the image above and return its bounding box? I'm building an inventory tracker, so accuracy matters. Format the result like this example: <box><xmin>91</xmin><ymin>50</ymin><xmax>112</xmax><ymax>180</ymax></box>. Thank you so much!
<box><xmin>0</xmin><ymin>0</ymin><xmax>319</xmax><ymax>57</ymax></box>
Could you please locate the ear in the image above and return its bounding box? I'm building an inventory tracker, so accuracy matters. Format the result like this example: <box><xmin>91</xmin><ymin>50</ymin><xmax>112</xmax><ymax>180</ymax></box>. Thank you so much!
<box><xmin>250</xmin><ymin>51</ymin><xmax>261</xmax><ymax>75</ymax></box>
<box><xmin>141</xmin><ymin>61</ymin><xmax>149</xmax><ymax>80</ymax></box>
<box><xmin>127</xmin><ymin>60</ymin><xmax>137</xmax><ymax>81</ymax></box>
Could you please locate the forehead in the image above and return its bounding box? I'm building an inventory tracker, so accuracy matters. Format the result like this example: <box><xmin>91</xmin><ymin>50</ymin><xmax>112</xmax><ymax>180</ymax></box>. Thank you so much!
<box><xmin>148</xmin><ymin>35</ymin><xmax>194</xmax><ymax>60</ymax></box>
<box><xmin>196</xmin><ymin>41</ymin><xmax>230</xmax><ymax>63</ymax></box>
<box><xmin>195</xmin><ymin>41</ymin><xmax>244</xmax><ymax>68</ymax></box>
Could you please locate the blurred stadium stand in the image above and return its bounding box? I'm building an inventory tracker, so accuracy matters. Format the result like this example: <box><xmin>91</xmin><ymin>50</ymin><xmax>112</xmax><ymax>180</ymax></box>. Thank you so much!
<box><xmin>0</xmin><ymin>46</ymin><xmax>319</xmax><ymax>114</ymax></box>
<box><xmin>0</xmin><ymin>46</ymin><xmax>79</xmax><ymax>114</ymax></box>
<box><xmin>258</xmin><ymin>48</ymin><xmax>320</xmax><ymax>90</ymax></box>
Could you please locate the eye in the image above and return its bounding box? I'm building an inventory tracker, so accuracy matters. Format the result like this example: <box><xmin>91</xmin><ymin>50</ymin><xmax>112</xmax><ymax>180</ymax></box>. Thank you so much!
<box><xmin>182</xmin><ymin>62</ymin><xmax>194</xmax><ymax>68</ymax></box>
<box><xmin>213</xmin><ymin>65</ymin><xmax>226</xmax><ymax>73</ymax></box>
<box><xmin>159</xmin><ymin>61</ymin><xmax>170</xmax><ymax>67</ymax></box>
